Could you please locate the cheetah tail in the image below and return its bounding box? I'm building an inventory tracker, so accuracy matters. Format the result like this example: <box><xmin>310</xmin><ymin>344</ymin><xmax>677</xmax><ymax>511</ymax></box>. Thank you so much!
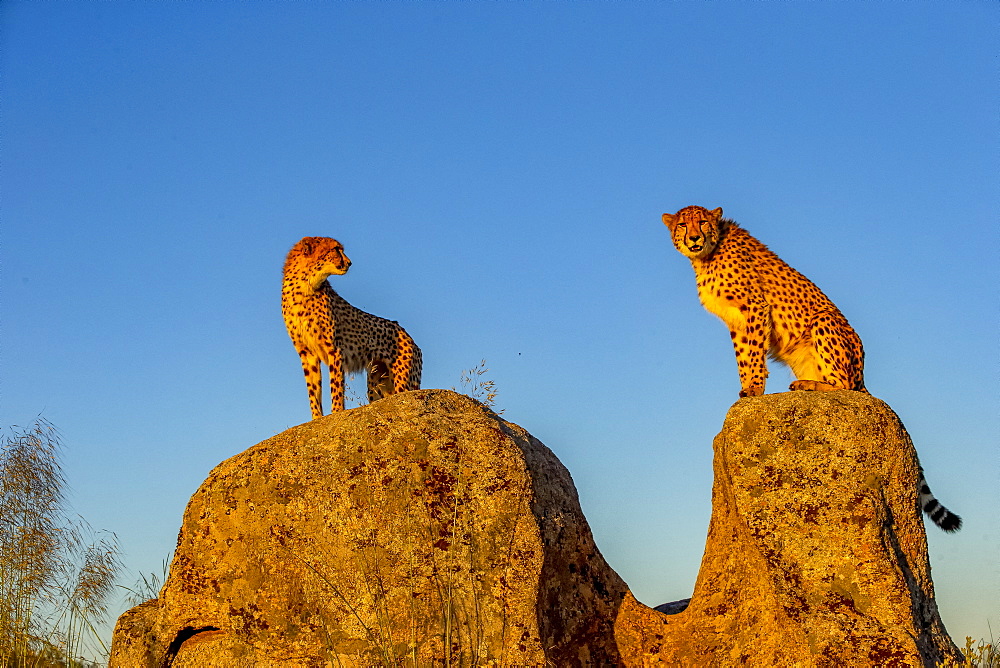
<box><xmin>918</xmin><ymin>471</ymin><xmax>962</xmax><ymax>532</ymax></box>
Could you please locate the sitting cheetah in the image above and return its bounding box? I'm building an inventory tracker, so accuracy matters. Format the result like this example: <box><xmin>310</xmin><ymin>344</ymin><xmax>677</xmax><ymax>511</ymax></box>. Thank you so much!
<box><xmin>663</xmin><ymin>205</ymin><xmax>865</xmax><ymax>398</ymax></box>
<box><xmin>662</xmin><ymin>205</ymin><xmax>960</xmax><ymax>532</ymax></box>
<box><xmin>281</xmin><ymin>236</ymin><xmax>422</xmax><ymax>418</ymax></box>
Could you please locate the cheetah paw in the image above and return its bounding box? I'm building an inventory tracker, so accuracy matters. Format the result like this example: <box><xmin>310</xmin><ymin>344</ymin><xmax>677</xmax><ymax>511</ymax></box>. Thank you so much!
<box><xmin>789</xmin><ymin>380</ymin><xmax>839</xmax><ymax>392</ymax></box>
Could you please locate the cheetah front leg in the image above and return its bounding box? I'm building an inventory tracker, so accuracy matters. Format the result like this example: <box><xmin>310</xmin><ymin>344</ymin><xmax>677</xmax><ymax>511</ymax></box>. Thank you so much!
<box><xmin>298</xmin><ymin>351</ymin><xmax>325</xmax><ymax>419</ymax></box>
<box><xmin>731</xmin><ymin>303</ymin><xmax>772</xmax><ymax>398</ymax></box>
<box><xmin>327</xmin><ymin>348</ymin><xmax>347</xmax><ymax>413</ymax></box>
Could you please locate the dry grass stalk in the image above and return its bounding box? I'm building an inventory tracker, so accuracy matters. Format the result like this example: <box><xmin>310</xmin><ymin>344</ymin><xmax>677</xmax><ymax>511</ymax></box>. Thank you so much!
<box><xmin>453</xmin><ymin>360</ymin><xmax>502</xmax><ymax>414</ymax></box>
<box><xmin>0</xmin><ymin>419</ymin><xmax>122</xmax><ymax>667</ymax></box>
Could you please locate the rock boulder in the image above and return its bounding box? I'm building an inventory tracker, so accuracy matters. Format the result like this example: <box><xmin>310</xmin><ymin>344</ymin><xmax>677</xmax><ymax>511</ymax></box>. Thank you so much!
<box><xmin>111</xmin><ymin>389</ymin><xmax>962</xmax><ymax>666</ymax></box>
<box><xmin>110</xmin><ymin>390</ymin><xmax>628</xmax><ymax>667</ymax></box>
<box><xmin>616</xmin><ymin>390</ymin><xmax>963</xmax><ymax>666</ymax></box>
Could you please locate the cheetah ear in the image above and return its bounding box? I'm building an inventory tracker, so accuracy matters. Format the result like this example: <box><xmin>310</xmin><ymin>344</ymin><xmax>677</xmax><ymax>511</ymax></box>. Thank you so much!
<box><xmin>710</xmin><ymin>207</ymin><xmax>724</xmax><ymax>220</ymax></box>
<box><xmin>662</xmin><ymin>213</ymin><xmax>676</xmax><ymax>229</ymax></box>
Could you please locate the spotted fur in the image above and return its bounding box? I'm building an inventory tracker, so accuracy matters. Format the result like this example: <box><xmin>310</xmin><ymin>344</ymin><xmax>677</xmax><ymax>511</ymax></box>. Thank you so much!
<box><xmin>663</xmin><ymin>205</ymin><xmax>961</xmax><ymax>532</ymax></box>
<box><xmin>281</xmin><ymin>236</ymin><xmax>422</xmax><ymax>418</ymax></box>
<box><xmin>662</xmin><ymin>205</ymin><xmax>865</xmax><ymax>397</ymax></box>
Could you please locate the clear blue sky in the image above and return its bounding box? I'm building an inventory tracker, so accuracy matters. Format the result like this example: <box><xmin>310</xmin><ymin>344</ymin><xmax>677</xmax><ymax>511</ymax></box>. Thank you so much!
<box><xmin>3</xmin><ymin>0</ymin><xmax>997</xmax><ymax>650</ymax></box>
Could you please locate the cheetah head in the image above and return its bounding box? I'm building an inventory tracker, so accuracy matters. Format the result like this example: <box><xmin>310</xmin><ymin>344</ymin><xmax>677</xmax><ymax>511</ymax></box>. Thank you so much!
<box><xmin>286</xmin><ymin>236</ymin><xmax>352</xmax><ymax>287</ymax></box>
<box><xmin>662</xmin><ymin>206</ymin><xmax>724</xmax><ymax>260</ymax></box>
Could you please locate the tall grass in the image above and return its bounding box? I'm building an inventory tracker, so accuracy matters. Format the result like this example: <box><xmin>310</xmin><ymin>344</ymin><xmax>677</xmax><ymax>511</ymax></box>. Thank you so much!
<box><xmin>0</xmin><ymin>419</ymin><xmax>122</xmax><ymax>667</ymax></box>
<box><xmin>118</xmin><ymin>555</ymin><xmax>171</xmax><ymax>609</ymax></box>
<box><xmin>959</xmin><ymin>632</ymin><xmax>999</xmax><ymax>668</ymax></box>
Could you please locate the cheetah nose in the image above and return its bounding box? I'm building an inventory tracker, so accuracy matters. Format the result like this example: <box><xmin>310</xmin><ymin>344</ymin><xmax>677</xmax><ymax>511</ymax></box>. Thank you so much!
<box><xmin>689</xmin><ymin>235</ymin><xmax>701</xmax><ymax>243</ymax></box>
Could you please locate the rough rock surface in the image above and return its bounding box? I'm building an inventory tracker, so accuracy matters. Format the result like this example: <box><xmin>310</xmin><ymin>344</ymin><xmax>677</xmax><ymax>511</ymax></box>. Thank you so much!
<box><xmin>616</xmin><ymin>390</ymin><xmax>962</xmax><ymax>666</ymax></box>
<box><xmin>110</xmin><ymin>390</ymin><xmax>629</xmax><ymax>667</ymax></box>
<box><xmin>111</xmin><ymin>389</ymin><xmax>961</xmax><ymax>666</ymax></box>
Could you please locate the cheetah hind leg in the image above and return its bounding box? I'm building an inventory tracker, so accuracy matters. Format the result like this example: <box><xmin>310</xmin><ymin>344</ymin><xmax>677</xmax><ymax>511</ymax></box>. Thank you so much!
<box><xmin>366</xmin><ymin>360</ymin><xmax>394</xmax><ymax>403</ymax></box>
<box><xmin>390</xmin><ymin>328</ymin><xmax>422</xmax><ymax>393</ymax></box>
<box><xmin>787</xmin><ymin>310</ymin><xmax>864</xmax><ymax>392</ymax></box>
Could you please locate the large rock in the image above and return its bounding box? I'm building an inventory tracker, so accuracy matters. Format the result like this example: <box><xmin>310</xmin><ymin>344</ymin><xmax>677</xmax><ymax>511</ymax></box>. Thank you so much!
<box><xmin>110</xmin><ymin>390</ymin><xmax>629</xmax><ymax>667</ymax></box>
<box><xmin>111</xmin><ymin>389</ymin><xmax>961</xmax><ymax>666</ymax></box>
<box><xmin>616</xmin><ymin>390</ymin><xmax>963</xmax><ymax>666</ymax></box>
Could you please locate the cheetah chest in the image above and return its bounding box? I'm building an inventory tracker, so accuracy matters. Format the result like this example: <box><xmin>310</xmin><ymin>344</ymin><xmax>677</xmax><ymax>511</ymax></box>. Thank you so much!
<box><xmin>696</xmin><ymin>274</ymin><xmax>751</xmax><ymax>333</ymax></box>
<box><xmin>695</xmin><ymin>271</ymin><xmax>800</xmax><ymax>352</ymax></box>
<box><xmin>283</xmin><ymin>293</ymin><xmax>334</xmax><ymax>352</ymax></box>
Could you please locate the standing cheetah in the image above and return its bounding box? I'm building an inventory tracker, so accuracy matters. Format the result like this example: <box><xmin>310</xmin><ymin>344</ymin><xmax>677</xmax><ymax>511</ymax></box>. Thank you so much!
<box><xmin>281</xmin><ymin>236</ymin><xmax>422</xmax><ymax>418</ymax></box>
<box><xmin>662</xmin><ymin>205</ymin><xmax>865</xmax><ymax>398</ymax></box>
<box><xmin>662</xmin><ymin>205</ymin><xmax>961</xmax><ymax>532</ymax></box>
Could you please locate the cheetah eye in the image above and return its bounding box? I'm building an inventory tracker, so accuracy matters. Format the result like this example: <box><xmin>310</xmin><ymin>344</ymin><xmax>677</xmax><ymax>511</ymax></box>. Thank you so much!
<box><xmin>677</xmin><ymin>222</ymin><xmax>686</xmax><ymax>228</ymax></box>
